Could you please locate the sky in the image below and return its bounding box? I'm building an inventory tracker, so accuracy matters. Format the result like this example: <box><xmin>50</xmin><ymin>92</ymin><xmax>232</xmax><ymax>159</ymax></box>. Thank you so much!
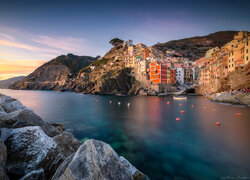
<box><xmin>0</xmin><ymin>0</ymin><xmax>250</xmax><ymax>80</ymax></box>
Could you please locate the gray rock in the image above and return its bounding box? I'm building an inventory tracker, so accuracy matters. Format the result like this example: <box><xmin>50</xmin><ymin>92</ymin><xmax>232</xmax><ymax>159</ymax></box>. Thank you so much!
<box><xmin>120</xmin><ymin>157</ymin><xmax>148</xmax><ymax>180</ymax></box>
<box><xmin>2</xmin><ymin>100</ymin><xmax>24</xmax><ymax>113</ymax></box>
<box><xmin>212</xmin><ymin>92</ymin><xmax>250</xmax><ymax>106</ymax></box>
<box><xmin>0</xmin><ymin>108</ymin><xmax>60</xmax><ymax>137</ymax></box>
<box><xmin>0</xmin><ymin>140</ymin><xmax>9</xmax><ymax>180</ymax></box>
<box><xmin>56</xmin><ymin>139</ymin><xmax>134</xmax><ymax>180</ymax></box>
<box><xmin>5</xmin><ymin>126</ymin><xmax>80</xmax><ymax>178</ymax></box>
<box><xmin>52</xmin><ymin>153</ymin><xmax>75</xmax><ymax>180</ymax></box>
<box><xmin>54</xmin><ymin>132</ymin><xmax>81</xmax><ymax>157</ymax></box>
<box><xmin>19</xmin><ymin>169</ymin><xmax>45</xmax><ymax>180</ymax></box>
<box><xmin>5</xmin><ymin>126</ymin><xmax>57</xmax><ymax>176</ymax></box>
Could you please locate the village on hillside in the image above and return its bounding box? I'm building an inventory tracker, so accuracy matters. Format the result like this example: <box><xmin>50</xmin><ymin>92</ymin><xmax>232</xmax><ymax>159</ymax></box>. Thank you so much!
<box><xmin>102</xmin><ymin>31</ymin><xmax>250</xmax><ymax>94</ymax></box>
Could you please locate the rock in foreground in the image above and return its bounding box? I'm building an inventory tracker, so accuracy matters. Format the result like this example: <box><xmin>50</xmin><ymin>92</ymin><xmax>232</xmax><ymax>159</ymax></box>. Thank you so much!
<box><xmin>0</xmin><ymin>93</ymin><xmax>148</xmax><ymax>179</ymax></box>
<box><xmin>53</xmin><ymin>139</ymin><xmax>148</xmax><ymax>180</ymax></box>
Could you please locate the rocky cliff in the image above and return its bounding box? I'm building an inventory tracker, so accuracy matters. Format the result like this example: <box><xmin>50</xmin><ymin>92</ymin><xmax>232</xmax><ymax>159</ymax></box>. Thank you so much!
<box><xmin>66</xmin><ymin>45</ymin><xmax>142</xmax><ymax>94</ymax></box>
<box><xmin>153</xmin><ymin>31</ymin><xmax>238</xmax><ymax>61</ymax></box>
<box><xmin>0</xmin><ymin>76</ymin><xmax>25</xmax><ymax>89</ymax></box>
<box><xmin>196</xmin><ymin>63</ymin><xmax>250</xmax><ymax>95</ymax></box>
<box><xmin>9</xmin><ymin>54</ymin><xmax>96</xmax><ymax>91</ymax></box>
<box><xmin>0</xmin><ymin>93</ymin><xmax>148</xmax><ymax>179</ymax></box>
<box><xmin>10</xmin><ymin>45</ymin><xmax>143</xmax><ymax>95</ymax></box>
<box><xmin>196</xmin><ymin>63</ymin><xmax>250</xmax><ymax>106</ymax></box>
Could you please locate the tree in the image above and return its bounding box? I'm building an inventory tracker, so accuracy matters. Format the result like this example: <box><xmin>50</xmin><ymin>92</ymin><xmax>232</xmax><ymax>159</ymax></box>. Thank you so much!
<box><xmin>95</xmin><ymin>55</ymin><xmax>101</xmax><ymax>60</ymax></box>
<box><xmin>109</xmin><ymin>38</ymin><xmax>124</xmax><ymax>46</ymax></box>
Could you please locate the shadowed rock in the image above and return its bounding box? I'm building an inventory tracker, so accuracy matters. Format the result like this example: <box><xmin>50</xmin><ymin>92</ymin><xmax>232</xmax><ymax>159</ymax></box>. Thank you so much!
<box><xmin>0</xmin><ymin>94</ymin><xmax>62</xmax><ymax>137</ymax></box>
<box><xmin>4</xmin><ymin>126</ymin><xmax>80</xmax><ymax>178</ymax></box>
<box><xmin>55</xmin><ymin>139</ymin><xmax>147</xmax><ymax>180</ymax></box>
<box><xmin>0</xmin><ymin>140</ymin><xmax>8</xmax><ymax>180</ymax></box>
<box><xmin>19</xmin><ymin>168</ymin><xmax>45</xmax><ymax>180</ymax></box>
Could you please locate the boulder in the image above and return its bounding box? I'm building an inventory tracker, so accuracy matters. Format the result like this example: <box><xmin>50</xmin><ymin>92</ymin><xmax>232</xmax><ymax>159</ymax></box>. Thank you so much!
<box><xmin>19</xmin><ymin>169</ymin><xmax>45</xmax><ymax>180</ymax></box>
<box><xmin>51</xmin><ymin>153</ymin><xmax>75</xmax><ymax>180</ymax></box>
<box><xmin>120</xmin><ymin>157</ymin><xmax>148</xmax><ymax>180</ymax></box>
<box><xmin>0</xmin><ymin>140</ymin><xmax>9</xmax><ymax>180</ymax></box>
<box><xmin>0</xmin><ymin>108</ymin><xmax>61</xmax><ymax>137</ymax></box>
<box><xmin>54</xmin><ymin>132</ymin><xmax>81</xmax><ymax>157</ymax></box>
<box><xmin>1</xmin><ymin>100</ymin><xmax>24</xmax><ymax>113</ymax></box>
<box><xmin>4</xmin><ymin>126</ymin><xmax>80</xmax><ymax>178</ymax></box>
<box><xmin>56</xmin><ymin>139</ymin><xmax>145</xmax><ymax>180</ymax></box>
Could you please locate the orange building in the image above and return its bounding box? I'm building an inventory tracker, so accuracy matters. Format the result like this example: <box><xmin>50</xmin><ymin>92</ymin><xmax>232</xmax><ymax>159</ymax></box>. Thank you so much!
<box><xmin>170</xmin><ymin>69</ymin><xmax>176</xmax><ymax>84</ymax></box>
<box><xmin>149</xmin><ymin>62</ymin><xmax>175</xmax><ymax>84</ymax></box>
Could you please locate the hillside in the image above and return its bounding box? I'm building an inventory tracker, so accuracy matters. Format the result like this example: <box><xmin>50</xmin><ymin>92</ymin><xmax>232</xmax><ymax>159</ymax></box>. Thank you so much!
<box><xmin>9</xmin><ymin>54</ymin><xmax>96</xmax><ymax>90</ymax></box>
<box><xmin>60</xmin><ymin>45</ymin><xmax>141</xmax><ymax>94</ymax></box>
<box><xmin>153</xmin><ymin>31</ymin><xmax>238</xmax><ymax>61</ymax></box>
<box><xmin>0</xmin><ymin>76</ymin><xmax>25</xmax><ymax>89</ymax></box>
<box><xmin>9</xmin><ymin>31</ymin><xmax>242</xmax><ymax>94</ymax></box>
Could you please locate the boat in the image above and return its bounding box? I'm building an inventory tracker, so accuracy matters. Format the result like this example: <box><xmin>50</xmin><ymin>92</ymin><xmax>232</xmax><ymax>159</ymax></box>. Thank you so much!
<box><xmin>158</xmin><ymin>93</ymin><xmax>168</xmax><ymax>96</ymax></box>
<box><xmin>173</xmin><ymin>96</ymin><xmax>187</xmax><ymax>100</ymax></box>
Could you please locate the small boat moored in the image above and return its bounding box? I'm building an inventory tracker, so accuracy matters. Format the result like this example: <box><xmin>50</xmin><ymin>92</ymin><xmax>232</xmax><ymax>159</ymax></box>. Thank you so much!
<box><xmin>173</xmin><ymin>96</ymin><xmax>187</xmax><ymax>100</ymax></box>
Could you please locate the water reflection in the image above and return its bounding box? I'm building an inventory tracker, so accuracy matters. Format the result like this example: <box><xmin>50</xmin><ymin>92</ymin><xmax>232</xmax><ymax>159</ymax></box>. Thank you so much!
<box><xmin>0</xmin><ymin>89</ymin><xmax>250</xmax><ymax>180</ymax></box>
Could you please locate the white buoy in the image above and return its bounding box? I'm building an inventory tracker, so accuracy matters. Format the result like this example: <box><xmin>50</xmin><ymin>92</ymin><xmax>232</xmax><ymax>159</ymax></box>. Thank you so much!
<box><xmin>118</xmin><ymin>102</ymin><xmax>121</xmax><ymax>105</ymax></box>
<box><xmin>127</xmin><ymin>103</ymin><xmax>130</xmax><ymax>107</ymax></box>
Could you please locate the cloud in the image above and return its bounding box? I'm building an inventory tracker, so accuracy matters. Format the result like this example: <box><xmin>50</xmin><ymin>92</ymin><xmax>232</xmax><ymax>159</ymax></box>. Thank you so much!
<box><xmin>31</xmin><ymin>35</ymin><xmax>87</xmax><ymax>52</ymax></box>
<box><xmin>0</xmin><ymin>33</ymin><xmax>15</xmax><ymax>41</ymax></box>
<box><xmin>0</xmin><ymin>59</ymin><xmax>47</xmax><ymax>80</ymax></box>
<box><xmin>0</xmin><ymin>39</ymin><xmax>61</xmax><ymax>54</ymax></box>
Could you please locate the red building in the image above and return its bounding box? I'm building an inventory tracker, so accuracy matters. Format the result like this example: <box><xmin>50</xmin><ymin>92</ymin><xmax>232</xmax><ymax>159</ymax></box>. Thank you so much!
<box><xmin>149</xmin><ymin>62</ymin><xmax>176</xmax><ymax>84</ymax></box>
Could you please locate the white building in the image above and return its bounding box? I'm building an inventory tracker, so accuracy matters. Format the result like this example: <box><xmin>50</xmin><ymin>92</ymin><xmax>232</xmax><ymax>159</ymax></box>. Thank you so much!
<box><xmin>175</xmin><ymin>67</ymin><xmax>185</xmax><ymax>84</ymax></box>
<box><xmin>137</xmin><ymin>59</ymin><xmax>147</xmax><ymax>75</ymax></box>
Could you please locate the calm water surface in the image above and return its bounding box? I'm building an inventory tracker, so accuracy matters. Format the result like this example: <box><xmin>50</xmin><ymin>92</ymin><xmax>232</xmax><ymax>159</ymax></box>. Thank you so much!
<box><xmin>1</xmin><ymin>89</ymin><xmax>250</xmax><ymax>180</ymax></box>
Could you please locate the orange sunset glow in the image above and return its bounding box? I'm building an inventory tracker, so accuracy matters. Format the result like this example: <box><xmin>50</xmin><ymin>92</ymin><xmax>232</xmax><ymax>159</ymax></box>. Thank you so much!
<box><xmin>0</xmin><ymin>59</ymin><xmax>46</xmax><ymax>80</ymax></box>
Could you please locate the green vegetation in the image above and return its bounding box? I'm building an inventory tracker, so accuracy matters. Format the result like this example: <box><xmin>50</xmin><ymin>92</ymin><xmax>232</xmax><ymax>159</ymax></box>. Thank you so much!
<box><xmin>91</xmin><ymin>58</ymin><xmax>109</xmax><ymax>67</ymax></box>
<box><xmin>109</xmin><ymin>38</ymin><xmax>124</xmax><ymax>46</ymax></box>
<box><xmin>47</xmin><ymin>54</ymin><xmax>96</xmax><ymax>76</ymax></box>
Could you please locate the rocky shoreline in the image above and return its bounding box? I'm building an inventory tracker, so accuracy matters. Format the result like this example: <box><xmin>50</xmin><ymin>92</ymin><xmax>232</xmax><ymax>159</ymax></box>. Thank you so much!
<box><xmin>0</xmin><ymin>93</ymin><xmax>148</xmax><ymax>180</ymax></box>
<box><xmin>207</xmin><ymin>92</ymin><xmax>250</xmax><ymax>106</ymax></box>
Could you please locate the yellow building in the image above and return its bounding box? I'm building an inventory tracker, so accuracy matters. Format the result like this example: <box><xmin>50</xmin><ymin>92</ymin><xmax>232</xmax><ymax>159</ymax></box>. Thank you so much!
<box><xmin>228</xmin><ymin>50</ymin><xmax>235</xmax><ymax>72</ymax></box>
<box><xmin>226</xmin><ymin>31</ymin><xmax>250</xmax><ymax>72</ymax></box>
<box><xmin>234</xmin><ymin>41</ymin><xmax>245</xmax><ymax>68</ymax></box>
<box><xmin>125</xmin><ymin>55</ymin><xmax>136</xmax><ymax>68</ymax></box>
<box><xmin>244</xmin><ymin>37</ymin><xmax>250</xmax><ymax>65</ymax></box>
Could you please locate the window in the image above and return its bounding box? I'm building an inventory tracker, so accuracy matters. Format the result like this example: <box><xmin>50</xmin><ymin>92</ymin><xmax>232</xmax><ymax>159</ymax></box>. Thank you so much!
<box><xmin>247</xmin><ymin>41</ymin><xmax>249</xmax><ymax>46</ymax></box>
<box><xmin>247</xmin><ymin>49</ymin><xmax>248</xmax><ymax>53</ymax></box>
<box><xmin>229</xmin><ymin>65</ymin><xmax>230</xmax><ymax>68</ymax></box>
<box><xmin>232</xmin><ymin>58</ymin><xmax>234</xmax><ymax>61</ymax></box>
<box><xmin>232</xmin><ymin>64</ymin><xmax>234</xmax><ymax>67</ymax></box>
<box><xmin>247</xmin><ymin>56</ymin><xmax>249</xmax><ymax>61</ymax></box>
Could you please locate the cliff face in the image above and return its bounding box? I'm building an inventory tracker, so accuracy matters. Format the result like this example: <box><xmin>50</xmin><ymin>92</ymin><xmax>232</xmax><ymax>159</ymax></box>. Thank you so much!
<box><xmin>9</xmin><ymin>54</ymin><xmax>96</xmax><ymax>90</ymax></box>
<box><xmin>0</xmin><ymin>76</ymin><xmax>25</xmax><ymax>89</ymax></box>
<box><xmin>9</xmin><ymin>44</ymin><xmax>142</xmax><ymax>94</ymax></box>
<box><xmin>153</xmin><ymin>31</ymin><xmax>238</xmax><ymax>61</ymax></box>
<box><xmin>62</xmin><ymin>45</ymin><xmax>141</xmax><ymax>94</ymax></box>
<box><xmin>196</xmin><ymin>63</ymin><xmax>250</xmax><ymax>95</ymax></box>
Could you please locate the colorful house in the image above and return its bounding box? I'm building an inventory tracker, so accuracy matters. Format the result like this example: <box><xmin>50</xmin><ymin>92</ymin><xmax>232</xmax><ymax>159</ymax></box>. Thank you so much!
<box><xmin>149</xmin><ymin>62</ymin><xmax>175</xmax><ymax>84</ymax></box>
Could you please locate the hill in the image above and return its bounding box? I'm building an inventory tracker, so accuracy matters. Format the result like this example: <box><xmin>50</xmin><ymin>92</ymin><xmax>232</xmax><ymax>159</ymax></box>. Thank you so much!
<box><xmin>9</xmin><ymin>54</ymin><xmax>96</xmax><ymax>90</ymax></box>
<box><xmin>0</xmin><ymin>76</ymin><xmax>25</xmax><ymax>89</ymax></box>
<box><xmin>153</xmin><ymin>31</ymin><xmax>238</xmax><ymax>60</ymax></box>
